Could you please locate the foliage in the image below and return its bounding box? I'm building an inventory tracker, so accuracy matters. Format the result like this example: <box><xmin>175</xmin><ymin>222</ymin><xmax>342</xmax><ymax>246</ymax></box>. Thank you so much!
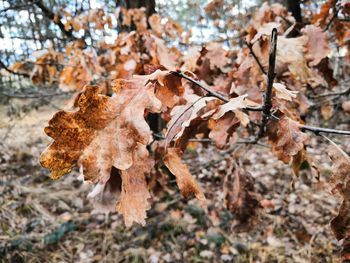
<box><xmin>2</xmin><ymin>0</ymin><xmax>350</xmax><ymax>261</ymax></box>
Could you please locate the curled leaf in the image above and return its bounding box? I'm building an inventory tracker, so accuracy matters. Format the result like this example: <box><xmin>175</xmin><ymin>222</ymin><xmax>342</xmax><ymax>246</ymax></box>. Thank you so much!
<box><xmin>163</xmin><ymin>148</ymin><xmax>206</xmax><ymax>204</ymax></box>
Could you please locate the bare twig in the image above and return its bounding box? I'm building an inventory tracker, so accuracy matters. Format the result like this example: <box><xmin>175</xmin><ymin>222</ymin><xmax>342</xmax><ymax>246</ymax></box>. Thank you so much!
<box><xmin>244</xmin><ymin>41</ymin><xmax>266</xmax><ymax>75</ymax></box>
<box><xmin>171</xmin><ymin>71</ymin><xmax>263</xmax><ymax>112</ymax></box>
<box><xmin>324</xmin><ymin>5</ymin><xmax>340</xmax><ymax>32</ymax></box>
<box><xmin>309</xmin><ymin>87</ymin><xmax>350</xmax><ymax>99</ymax></box>
<box><xmin>30</xmin><ymin>0</ymin><xmax>81</xmax><ymax>41</ymax></box>
<box><xmin>301</xmin><ymin>125</ymin><xmax>350</xmax><ymax>136</ymax></box>
<box><xmin>256</xmin><ymin>28</ymin><xmax>278</xmax><ymax>140</ymax></box>
<box><xmin>0</xmin><ymin>60</ymin><xmax>30</xmax><ymax>78</ymax></box>
<box><xmin>1</xmin><ymin>91</ymin><xmax>74</xmax><ymax>99</ymax></box>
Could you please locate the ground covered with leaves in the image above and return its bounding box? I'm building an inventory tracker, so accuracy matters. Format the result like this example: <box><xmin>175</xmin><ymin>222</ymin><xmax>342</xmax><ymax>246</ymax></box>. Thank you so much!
<box><xmin>0</xmin><ymin>101</ymin><xmax>348</xmax><ymax>263</ymax></box>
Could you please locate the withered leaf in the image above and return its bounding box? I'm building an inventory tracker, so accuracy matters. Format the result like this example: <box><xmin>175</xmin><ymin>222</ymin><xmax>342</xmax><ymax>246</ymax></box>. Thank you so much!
<box><xmin>163</xmin><ymin>148</ymin><xmax>206</xmax><ymax>204</ymax></box>
<box><xmin>267</xmin><ymin>116</ymin><xmax>309</xmax><ymax>163</ymax></box>
<box><xmin>328</xmin><ymin>144</ymin><xmax>350</xmax><ymax>255</ymax></box>
<box><xmin>224</xmin><ymin>163</ymin><xmax>261</xmax><ymax>232</ymax></box>
<box><xmin>40</xmin><ymin>85</ymin><xmax>118</xmax><ymax>180</ymax></box>
<box><xmin>302</xmin><ymin>25</ymin><xmax>330</xmax><ymax>66</ymax></box>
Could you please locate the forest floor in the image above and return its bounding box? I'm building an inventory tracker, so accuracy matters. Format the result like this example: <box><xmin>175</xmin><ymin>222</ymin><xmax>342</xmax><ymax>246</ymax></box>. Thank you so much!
<box><xmin>0</xmin><ymin>99</ymin><xmax>349</xmax><ymax>263</ymax></box>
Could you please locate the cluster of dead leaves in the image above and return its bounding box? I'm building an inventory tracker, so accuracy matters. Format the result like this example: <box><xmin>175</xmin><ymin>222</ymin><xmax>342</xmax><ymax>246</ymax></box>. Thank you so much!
<box><xmin>32</xmin><ymin>4</ymin><xmax>350</xmax><ymax>260</ymax></box>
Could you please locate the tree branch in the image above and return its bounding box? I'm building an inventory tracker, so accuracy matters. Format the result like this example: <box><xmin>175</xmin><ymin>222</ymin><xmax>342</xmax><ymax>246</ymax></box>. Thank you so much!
<box><xmin>29</xmin><ymin>0</ymin><xmax>77</xmax><ymax>40</ymax></box>
<box><xmin>301</xmin><ymin>125</ymin><xmax>350</xmax><ymax>136</ymax></box>
<box><xmin>171</xmin><ymin>70</ymin><xmax>263</xmax><ymax>112</ymax></box>
<box><xmin>1</xmin><ymin>90</ymin><xmax>74</xmax><ymax>99</ymax></box>
<box><xmin>256</xmin><ymin>28</ymin><xmax>278</xmax><ymax>139</ymax></box>
<box><xmin>309</xmin><ymin>87</ymin><xmax>350</xmax><ymax>98</ymax></box>
<box><xmin>0</xmin><ymin>60</ymin><xmax>30</xmax><ymax>78</ymax></box>
<box><xmin>244</xmin><ymin>41</ymin><xmax>266</xmax><ymax>75</ymax></box>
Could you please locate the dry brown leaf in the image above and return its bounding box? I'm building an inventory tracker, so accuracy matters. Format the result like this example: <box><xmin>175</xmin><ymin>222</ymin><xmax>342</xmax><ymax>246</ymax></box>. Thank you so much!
<box><xmin>342</xmin><ymin>101</ymin><xmax>350</xmax><ymax>114</ymax></box>
<box><xmin>321</xmin><ymin>103</ymin><xmax>334</xmax><ymax>120</ymax></box>
<box><xmin>116</xmin><ymin>144</ymin><xmax>153</xmax><ymax>226</ymax></box>
<box><xmin>40</xmin><ymin>85</ymin><xmax>118</xmax><ymax>180</ymax></box>
<box><xmin>302</xmin><ymin>25</ymin><xmax>331</xmax><ymax>66</ymax></box>
<box><xmin>163</xmin><ymin>148</ymin><xmax>206</xmax><ymax>204</ymax></box>
<box><xmin>208</xmin><ymin>112</ymin><xmax>239</xmax><ymax>148</ymax></box>
<box><xmin>267</xmin><ymin>116</ymin><xmax>309</xmax><ymax>163</ymax></box>
<box><xmin>224</xmin><ymin>163</ymin><xmax>261</xmax><ymax>232</ymax></box>
<box><xmin>327</xmin><ymin>144</ymin><xmax>350</xmax><ymax>258</ymax></box>
<box><xmin>205</xmin><ymin>42</ymin><xmax>230</xmax><ymax>71</ymax></box>
<box><xmin>273</xmin><ymin>83</ymin><xmax>298</xmax><ymax>102</ymax></box>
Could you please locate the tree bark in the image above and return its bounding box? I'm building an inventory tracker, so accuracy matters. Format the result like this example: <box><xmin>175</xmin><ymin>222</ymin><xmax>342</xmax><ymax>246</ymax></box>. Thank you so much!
<box><xmin>116</xmin><ymin>0</ymin><xmax>156</xmax><ymax>32</ymax></box>
<box><xmin>286</xmin><ymin>0</ymin><xmax>302</xmax><ymax>23</ymax></box>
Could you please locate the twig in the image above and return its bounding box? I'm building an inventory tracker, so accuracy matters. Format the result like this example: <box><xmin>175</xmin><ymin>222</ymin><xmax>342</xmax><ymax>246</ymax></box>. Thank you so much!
<box><xmin>301</xmin><ymin>125</ymin><xmax>350</xmax><ymax>136</ymax></box>
<box><xmin>309</xmin><ymin>87</ymin><xmax>350</xmax><ymax>99</ymax></box>
<box><xmin>256</xmin><ymin>28</ymin><xmax>278</xmax><ymax>140</ymax></box>
<box><xmin>244</xmin><ymin>41</ymin><xmax>266</xmax><ymax>75</ymax></box>
<box><xmin>30</xmin><ymin>0</ymin><xmax>82</xmax><ymax>42</ymax></box>
<box><xmin>324</xmin><ymin>6</ymin><xmax>340</xmax><ymax>32</ymax></box>
<box><xmin>154</xmin><ymin>132</ymin><xmax>270</xmax><ymax>148</ymax></box>
<box><xmin>170</xmin><ymin>70</ymin><xmax>263</xmax><ymax>112</ymax></box>
<box><xmin>0</xmin><ymin>60</ymin><xmax>30</xmax><ymax>78</ymax></box>
<box><xmin>1</xmin><ymin>91</ymin><xmax>74</xmax><ymax>99</ymax></box>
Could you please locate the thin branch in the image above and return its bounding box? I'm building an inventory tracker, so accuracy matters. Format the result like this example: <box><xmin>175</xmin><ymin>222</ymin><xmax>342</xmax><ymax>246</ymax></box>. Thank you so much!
<box><xmin>301</xmin><ymin>125</ymin><xmax>350</xmax><ymax>136</ymax></box>
<box><xmin>153</xmin><ymin>133</ymin><xmax>270</xmax><ymax>148</ymax></box>
<box><xmin>309</xmin><ymin>87</ymin><xmax>350</xmax><ymax>98</ymax></box>
<box><xmin>324</xmin><ymin>6</ymin><xmax>340</xmax><ymax>32</ymax></box>
<box><xmin>29</xmin><ymin>0</ymin><xmax>79</xmax><ymax>41</ymax></box>
<box><xmin>0</xmin><ymin>60</ymin><xmax>30</xmax><ymax>78</ymax></box>
<box><xmin>0</xmin><ymin>3</ymin><xmax>36</xmax><ymax>13</ymax></box>
<box><xmin>256</xmin><ymin>28</ymin><xmax>278</xmax><ymax>140</ymax></box>
<box><xmin>244</xmin><ymin>41</ymin><xmax>266</xmax><ymax>75</ymax></box>
<box><xmin>171</xmin><ymin>71</ymin><xmax>263</xmax><ymax>112</ymax></box>
<box><xmin>1</xmin><ymin>91</ymin><xmax>74</xmax><ymax>99</ymax></box>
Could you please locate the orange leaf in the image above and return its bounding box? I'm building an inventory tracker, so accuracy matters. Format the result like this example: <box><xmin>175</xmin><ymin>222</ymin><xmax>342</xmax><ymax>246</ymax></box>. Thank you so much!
<box><xmin>163</xmin><ymin>148</ymin><xmax>206</xmax><ymax>204</ymax></box>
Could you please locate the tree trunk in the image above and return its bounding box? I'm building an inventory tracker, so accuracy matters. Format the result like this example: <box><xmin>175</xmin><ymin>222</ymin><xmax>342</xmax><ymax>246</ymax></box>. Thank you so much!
<box><xmin>286</xmin><ymin>0</ymin><xmax>302</xmax><ymax>23</ymax></box>
<box><xmin>116</xmin><ymin>0</ymin><xmax>156</xmax><ymax>32</ymax></box>
<box><xmin>116</xmin><ymin>0</ymin><xmax>162</xmax><ymax>133</ymax></box>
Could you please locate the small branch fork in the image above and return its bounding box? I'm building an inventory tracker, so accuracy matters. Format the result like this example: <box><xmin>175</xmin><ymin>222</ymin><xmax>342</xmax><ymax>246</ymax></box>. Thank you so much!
<box><xmin>170</xmin><ymin>28</ymin><xmax>350</xmax><ymax>137</ymax></box>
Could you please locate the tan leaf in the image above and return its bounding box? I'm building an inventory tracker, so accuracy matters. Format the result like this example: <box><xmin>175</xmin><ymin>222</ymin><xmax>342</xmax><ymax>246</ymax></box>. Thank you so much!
<box><xmin>273</xmin><ymin>83</ymin><xmax>298</xmax><ymax>102</ymax></box>
<box><xmin>212</xmin><ymin>95</ymin><xmax>248</xmax><ymax>120</ymax></box>
<box><xmin>321</xmin><ymin>103</ymin><xmax>334</xmax><ymax>120</ymax></box>
<box><xmin>224</xmin><ymin>163</ymin><xmax>261</xmax><ymax>232</ymax></box>
<box><xmin>116</xmin><ymin>144</ymin><xmax>153</xmax><ymax>226</ymax></box>
<box><xmin>163</xmin><ymin>148</ymin><xmax>206</xmax><ymax>204</ymax></box>
<box><xmin>267</xmin><ymin>116</ymin><xmax>309</xmax><ymax>162</ymax></box>
<box><xmin>342</xmin><ymin>101</ymin><xmax>350</xmax><ymax>114</ymax></box>
<box><xmin>302</xmin><ymin>25</ymin><xmax>331</xmax><ymax>66</ymax></box>
<box><xmin>327</xmin><ymin>144</ymin><xmax>350</xmax><ymax>243</ymax></box>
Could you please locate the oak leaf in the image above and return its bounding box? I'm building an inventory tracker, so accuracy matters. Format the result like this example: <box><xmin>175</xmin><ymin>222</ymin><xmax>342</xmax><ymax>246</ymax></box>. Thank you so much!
<box><xmin>40</xmin><ymin>79</ymin><xmax>163</xmax><ymax>226</ymax></box>
<box><xmin>302</xmin><ymin>25</ymin><xmax>330</xmax><ymax>66</ymax></box>
<box><xmin>224</xmin><ymin>163</ymin><xmax>261</xmax><ymax>232</ymax></box>
<box><xmin>267</xmin><ymin>116</ymin><xmax>309</xmax><ymax>163</ymax></box>
<box><xmin>328</xmin><ymin>144</ymin><xmax>350</xmax><ymax>259</ymax></box>
<box><xmin>163</xmin><ymin>148</ymin><xmax>206</xmax><ymax>204</ymax></box>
